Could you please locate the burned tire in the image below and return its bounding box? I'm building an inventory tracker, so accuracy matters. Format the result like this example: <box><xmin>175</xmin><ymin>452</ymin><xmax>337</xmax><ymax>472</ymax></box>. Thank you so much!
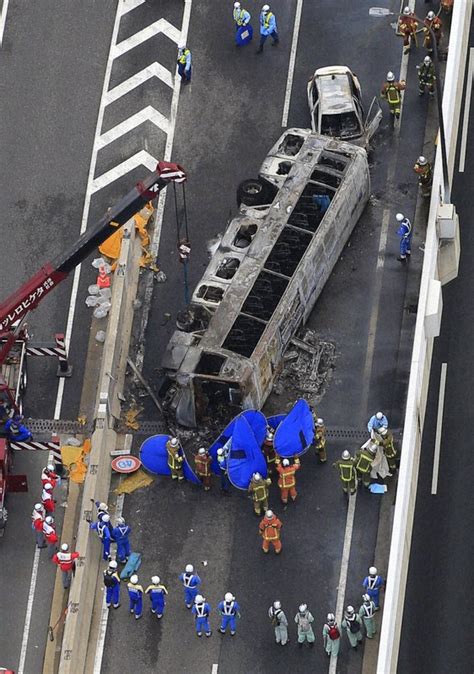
<box><xmin>237</xmin><ymin>178</ymin><xmax>269</xmax><ymax>207</ymax></box>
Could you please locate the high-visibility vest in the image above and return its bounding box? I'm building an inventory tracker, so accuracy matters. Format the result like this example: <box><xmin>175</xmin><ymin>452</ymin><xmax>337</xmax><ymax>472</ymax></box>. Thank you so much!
<box><xmin>361</xmin><ymin>602</ymin><xmax>375</xmax><ymax>618</ymax></box>
<box><xmin>366</xmin><ymin>575</ymin><xmax>380</xmax><ymax>590</ymax></box>
<box><xmin>233</xmin><ymin>8</ymin><xmax>245</xmax><ymax>24</ymax></box>
<box><xmin>338</xmin><ymin>461</ymin><xmax>355</xmax><ymax>482</ymax></box>
<box><xmin>263</xmin><ymin>11</ymin><xmax>273</xmax><ymax>29</ymax></box>
<box><xmin>167</xmin><ymin>446</ymin><xmax>182</xmax><ymax>470</ymax></box>
<box><xmin>222</xmin><ymin>600</ymin><xmax>236</xmax><ymax>615</ymax></box>
<box><xmin>315</xmin><ymin>428</ymin><xmax>326</xmax><ymax>449</ymax></box>
<box><xmin>195</xmin><ymin>455</ymin><xmax>210</xmax><ymax>476</ymax></box>
<box><xmin>251</xmin><ymin>481</ymin><xmax>269</xmax><ymax>501</ymax></box>
<box><xmin>195</xmin><ymin>602</ymin><xmax>208</xmax><ymax>617</ymax></box>
<box><xmin>356</xmin><ymin>450</ymin><xmax>373</xmax><ymax>474</ymax></box>
<box><xmin>183</xmin><ymin>573</ymin><xmax>196</xmax><ymax>588</ymax></box>
<box><xmin>178</xmin><ymin>49</ymin><xmax>190</xmax><ymax>65</ymax></box>
<box><xmin>382</xmin><ymin>435</ymin><xmax>396</xmax><ymax>458</ymax></box>
<box><xmin>386</xmin><ymin>84</ymin><xmax>401</xmax><ymax>105</ymax></box>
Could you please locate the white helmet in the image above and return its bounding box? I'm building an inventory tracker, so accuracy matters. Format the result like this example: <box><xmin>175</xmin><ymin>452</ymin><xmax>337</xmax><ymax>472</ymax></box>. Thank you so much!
<box><xmin>109</xmin><ymin>560</ymin><xmax>118</xmax><ymax>569</ymax></box>
<box><xmin>403</xmin><ymin>6</ymin><xmax>410</xmax><ymax>15</ymax></box>
<box><xmin>217</xmin><ymin>448</ymin><xmax>224</xmax><ymax>457</ymax></box>
<box><xmin>130</xmin><ymin>574</ymin><xmax>139</xmax><ymax>584</ymax></box>
<box><xmin>282</xmin><ymin>459</ymin><xmax>290</xmax><ymax>467</ymax></box>
<box><xmin>417</xmin><ymin>156</ymin><xmax>427</xmax><ymax>165</ymax></box>
<box><xmin>369</xmin><ymin>566</ymin><xmax>377</xmax><ymax>575</ymax></box>
<box><xmin>346</xmin><ymin>605</ymin><xmax>354</xmax><ymax>614</ymax></box>
<box><xmin>44</xmin><ymin>483</ymin><xmax>53</xmax><ymax>491</ymax></box>
<box><xmin>327</xmin><ymin>613</ymin><xmax>335</xmax><ymax>622</ymax></box>
<box><xmin>102</xmin><ymin>514</ymin><xmax>110</xmax><ymax>523</ymax></box>
<box><xmin>363</xmin><ymin>593</ymin><xmax>371</xmax><ymax>602</ymax></box>
<box><xmin>299</xmin><ymin>604</ymin><xmax>307</xmax><ymax>612</ymax></box>
<box><xmin>117</xmin><ymin>517</ymin><xmax>125</xmax><ymax>525</ymax></box>
<box><xmin>198</xmin><ymin>448</ymin><xmax>206</xmax><ymax>455</ymax></box>
<box><xmin>266</xmin><ymin>428</ymin><xmax>274</xmax><ymax>439</ymax></box>
<box><xmin>61</xmin><ymin>543</ymin><xmax>69</xmax><ymax>551</ymax></box>
<box><xmin>262</xmin><ymin>4</ymin><xmax>270</xmax><ymax>12</ymax></box>
<box><xmin>195</xmin><ymin>594</ymin><xmax>204</xmax><ymax>603</ymax></box>
<box><xmin>424</xmin><ymin>55</ymin><xmax>432</xmax><ymax>65</ymax></box>
<box><xmin>253</xmin><ymin>472</ymin><xmax>262</xmax><ymax>480</ymax></box>
<box><xmin>342</xmin><ymin>450</ymin><xmax>350</xmax><ymax>460</ymax></box>
<box><xmin>386</xmin><ymin>71</ymin><xmax>395</xmax><ymax>82</ymax></box>
<box><xmin>273</xmin><ymin>600</ymin><xmax>281</xmax><ymax>609</ymax></box>
<box><xmin>396</xmin><ymin>213</ymin><xmax>404</xmax><ymax>222</ymax></box>
<box><xmin>225</xmin><ymin>592</ymin><xmax>234</xmax><ymax>602</ymax></box>
<box><xmin>376</xmin><ymin>412</ymin><xmax>384</xmax><ymax>420</ymax></box>
<box><xmin>34</xmin><ymin>503</ymin><xmax>43</xmax><ymax>511</ymax></box>
<box><xmin>316</xmin><ymin>418</ymin><xmax>324</xmax><ymax>426</ymax></box>
<box><xmin>170</xmin><ymin>437</ymin><xmax>179</xmax><ymax>447</ymax></box>
<box><xmin>45</xmin><ymin>516</ymin><xmax>54</xmax><ymax>524</ymax></box>
<box><xmin>47</xmin><ymin>464</ymin><xmax>55</xmax><ymax>472</ymax></box>
<box><xmin>379</xmin><ymin>427</ymin><xmax>388</xmax><ymax>436</ymax></box>
<box><xmin>265</xmin><ymin>510</ymin><xmax>274</xmax><ymax>519</ymax></box>
<box><xmin>427</xmin><ymin>11</ymin><xmax>435</xmax><ymax>20</ymax></box>
<box><xmin>99</xmin><ymin>502</ymin><xmax>108</xmax><ymax>511</ymax></box>
<box><xmin>152</xmin><ymin>575</ymin><xmax>160</xmax><ymax>584</ymax></box>
<box><xmin>185</xmin><ymin>564</ymin><xmax>194</xmax><ymax>573</ymax></box>
<box><xmin>234</xmin><ymin>1</ymin><xmax>241</xmax><ymax>6</ymax></box>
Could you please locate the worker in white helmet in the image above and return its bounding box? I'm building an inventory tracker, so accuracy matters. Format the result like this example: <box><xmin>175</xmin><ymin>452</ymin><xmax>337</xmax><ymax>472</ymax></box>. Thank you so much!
<box><xmin>397</xmin><ymin>7</ymin><xmax>418</xmax><ymax>54</ymax></box>
<box><xmin>275</xmin><ymin>455</ymin><xmax>301</xmax><ymax>504</ymax></box>
<box><xmin>257</xmin><ymin>4</ymin><xmax>279</xmax><ymax>53</ymax></box>
<box><xmin>268</xmin><ymin>600</ymin><xmax>289</xmax><ymax>645</ymax></box>
<box><xmin>145</xmin><ymin>575</ymin><xmax>168</xmax><ymax>618</ymax></box>
<box><xmin>380</xmin><ymin>71</ymin><xmax>406</xmax><ymax>119</ymax></box>
<box><xmin>179</xmin><ymin>563</ymin><xmax>202</xmax><ymax>608</ymax></box>
<box><xmin>177</xmin><ymin>42</ymin><xmax>192</xmax><ymax>84</ymax></box>
<box><xmin>394</xmin><ymin>212</ymin><xmax>412</xmax><ymax>262</ymax></box>
<box><xmin>233</xmin><ymin>2</ymin><xmax>251</xmax><ymax>28</ymax></box>
<box><xmin>259</xmin><ymin>510</ymin><xmax>283</xmax><ymax>554</ymax></box>
<box><xmin>127</xmin><ymin>574</ymin><xmax>144</xmax><ymax>619</ymax></box>
<box><xmin>192</xmin><ymin>594</ymin><xmax>212</xmax><ymax>637</ymax></box>
<box><xmin>52</xmin><ymin>543</ymin><xmax>79</xmax><ymax>589</ymax></box>
<box><xmin>423</xmin><ymin>10</ymin><xmax>442</xmax><ymax>53</ymax></box>
<box><xmin>262</xmin><ymin>426</ymin><xmax>277</xmax><ymax>474</ymax></box>
<box><xmin>166</xmin><ymin>436</ymin><xmax>185</xmax><ymax>481</ymax></box>
<box><xmin>195</xmin><ymin>447</ymin><xmax>212</xmax><ymax>491</ymax></box>
<box><xmin>367</xmin><ymin>411</ymin><xmax>389</xmax><ymax>433</ymax></box>
<box><xmin>413</xmin><ymin>155</ymin><xmax>433</xmax><ymax>196</ymax></box>
<box><xmin>217</xmin><ymin>592</ymin><xmax>241</xmax><ymax>635</ymax></box>
<box><xmin>342</xmin><ymin>605</ymin><xmax>363</xmax><ymax>649</ymax></box>
<box><xmin>332</xmin><ymin>450</ymin><xmax>357</xmax><ymax>495</ymax></box>
<box><xmin>41</xmin><ymin>463</ymin><xmax>59</xmax><ymax>487</ymax></box>
<box><xmin>103</xmin><ymin>560</ymin><xmax>121</xmax><ymax>609</ymax></box>
<box><xmin>322</xmin><ymin>612</ymin><xmax>341</xmax><ymax>657</ymax></box>
<box><xmin>294</xmin><ymin>603</ymin><xmax>315</xmax><ymax>647</ymax></box>
<box><xmin>248</xmin><ymin>471</ymin><xmax>272</xmax><ymax>515</ymax></box>
<box><xmin>417</xmin><ymin>54</ymin><xmax>436</xmax><ymax>96</ymax></box>
<box><xmin>362</xmin><ymin>566</ymin><xmax>385</xmax><ymax>609</ymax></box>
<box><xmin>359</xmin><ymin>593</ymin><xmax>377</xmax><ymax>638</ymax></box>
<box><xmin>314</xmin><ymin>417</ymin><xmax>327</xmax><ymax>463</ymax></box>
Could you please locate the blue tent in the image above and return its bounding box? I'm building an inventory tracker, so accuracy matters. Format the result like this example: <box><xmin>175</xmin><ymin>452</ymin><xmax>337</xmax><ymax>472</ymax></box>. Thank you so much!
<box><xmin>208</xmin><ymin>410</ymin><xmax>267</xmax><ymax>476</ymax></box>
<box><xmin>139</xmin><ymin>435</ymin><xmax>201</xmax><ymax>485</ymax></box>
<box><xmin>273</xmin><ymin>399</ymin><xmax>314</xmax><ymax>458</ymax></box>
<box><xmin>227</xmin><ymin>415</ymin><xmax>267</xmax><ymax>490</ymax></box>
<box><xmin>267</xmin><ymin>414</ymin><xmax>285</xmax><ymax>432</ymax></box>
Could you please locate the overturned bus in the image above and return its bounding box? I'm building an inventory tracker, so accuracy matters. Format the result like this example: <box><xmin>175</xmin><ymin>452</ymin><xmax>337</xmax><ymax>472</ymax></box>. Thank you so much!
<box><xmin>161</xmin><ymin>129</ymin><xmax>371</xmax><ymax>427</ymax></box>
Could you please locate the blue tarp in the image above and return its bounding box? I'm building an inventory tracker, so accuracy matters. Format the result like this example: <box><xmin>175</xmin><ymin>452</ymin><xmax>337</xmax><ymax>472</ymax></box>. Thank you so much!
<box><xmin>227</xmin><ymin>416</ymin><xmax>267</xmax><ymax>490</ymax></box>
<box><xmin>208</xmin><ymin>410</ymin><xmax>267</xmax><ymax>476</ymax></box>
<box><xmin>139</xmin><ymin>434</ymin><xmax>201</xmax><ymax>485</ymax></box>
<box><xmin>267</xmin><ymin>414</ymin><xmax>285</xmax><ymax>432</ymax></box>
<box><xmin>273</xmin><ymin>399</ymin><xmax>314</xmax><ymax>458</ymax></box>
<box><xmin>236</xmin><ymin>23</ymin><xmax>253</xmax><ymax>46</ymax></box>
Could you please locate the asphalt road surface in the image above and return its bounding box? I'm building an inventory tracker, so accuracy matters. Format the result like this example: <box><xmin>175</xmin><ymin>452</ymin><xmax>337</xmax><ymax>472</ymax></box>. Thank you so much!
<box><xmin>398</xmin><ymin>13</ymin><xmax>474</xmax><ymax>674</ymax></box>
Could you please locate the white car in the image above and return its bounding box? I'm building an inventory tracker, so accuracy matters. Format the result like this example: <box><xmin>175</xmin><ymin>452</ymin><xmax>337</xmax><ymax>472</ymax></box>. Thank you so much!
<box><xmin>307</xmin><ymin>65</ymin><xmax>382</xmax><ymax>148</ymax></box>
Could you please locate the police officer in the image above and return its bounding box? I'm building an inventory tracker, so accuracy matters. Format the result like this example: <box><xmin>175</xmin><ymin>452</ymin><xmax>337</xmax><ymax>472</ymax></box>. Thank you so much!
<box><xmin>166</xmin><ymin>437</ymin><xmax>184</xmax><ymax>481</ymax></box>
<box><xmin>314</xmin><ymin>418</ymin><xmax>327</xmax><ymax>463</ymax></box>
<box><xmin>342</xmin><ymin>606</ymin><xmax>363</xmax><ymax>649</ymax></box>
<box><xmin>127</xmin><ymin>574</ymin><xmax>144</xmax><ymax>619</ymax></box>
<box><xmin>218</xmin><ymin>592</ymin><xmax>241</xmax><ymax>636</ymax></box>
<box><xmin>177</xmin><ymin>43</ymin><xmax>192</xmax><ymax>84</ymax></box>
<box><xmin>333</xmin><ymin>450</ymin><xmax>357</xmax><ymax>495</ymax></box>
<box><xmin>192</xmin><ymin>595</ymin><xmax>212</xmax><ymax>637</ymax></box>
<box><xmin>359</xmin><ymin>594</ymin><xmax>377</xmax><ymax>638</ymax></box>
<box><xmin>378</xmin><ymin>427</ymin><xmax>397</xmax><ymax>473</ymax></box>
<box><xmin>103</xmin><ymin>560</ymin><xmax>121</xmax><ymax>609</ymax></box>
<box><xmin>257</xmin><ymin>4</ymin><xmax>279</xmax><ymax>53</ymax></box>
<box><xmin>195</xmin><ymin>448</ymin><xmax>212</xmax><ymax>490</ymax></box>
<box><xmin>413</xmin><ymin>155</ymin><xmax>433</xmax><ymax>196</ymax></box>
<box><xmin>395</xmin><ymin>213</ymin><xmax>412</xmax><ymax>263</ymax></box>
<box><xmin>179</xmin><ymin>563</ymin><xmax>202</xmax><ymax>608</ymax></box>
<box><xmin>417</xmin><ymin>55</ymin><xmax>436</xmax><ymax>96</ymax></box>
<box><xmin>145</xmin><ymin>576</ymin><xmax>168</xmax><ymax>618</ymax></box>
<box><xmin>112</xmin><ymin>517</ymin><xmax>131</xmax><ymax>563</ymax></box>
<box><xmin>362</xmin><ymin>566</ymin><xmax>384</xmax><ymax>609</ymax></box>
<box><xmin>355</xmin><ymin>443</ymin><xmax>376</xmax><ymax>488</ymax></box>
<box><xmin>380</xmin><ymin>72</ymin><xmax>406</xmax><ymax>119</ymax></box>
<box><xmin>248</xmin><ymin>472</ymin><xmax>271</xmax><ymax>515</ymax></box>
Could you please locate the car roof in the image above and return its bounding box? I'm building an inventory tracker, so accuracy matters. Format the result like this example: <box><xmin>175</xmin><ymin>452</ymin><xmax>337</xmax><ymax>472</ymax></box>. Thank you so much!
<box><xmin>314</xmin><ymin>67</ymin><xmax>355</xmax><ymax>115</ymax></box>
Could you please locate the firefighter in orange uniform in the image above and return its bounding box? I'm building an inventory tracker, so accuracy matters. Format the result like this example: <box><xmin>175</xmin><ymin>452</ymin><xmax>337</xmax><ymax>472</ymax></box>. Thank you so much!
<box><xmin>195</xmin><ymin>448</ymin><xmax>212</xmax><ymax>491</ymax></box>
<box><xmin>275</xmin><ymin>456</ymin><xmax>301</xmax><ymax>504</ymax></box>
<box><xmin>398</xmin><ymin>7</ymin><xmax>418</xmax><ymax>54</ymax></box>
<box><xmin>262</xmin><ymin>427</ymin><xmax>277</xmax><ymax>475</ymax></box>
<box><xmin>259</xmin><ymin>510</ymin><xmax>282</xmax><ymax>554</ymax></box>
<box><xmin>423</xmin><ymin>11</ymin><xmax>442</xmax><ymax>53</ymax></box>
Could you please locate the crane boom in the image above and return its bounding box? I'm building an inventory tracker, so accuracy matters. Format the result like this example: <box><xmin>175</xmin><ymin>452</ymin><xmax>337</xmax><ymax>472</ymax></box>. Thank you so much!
<box><xmin>0</xmin><ymin>161</ymin><xmax>186</xmax><ymax>334</ymax></box>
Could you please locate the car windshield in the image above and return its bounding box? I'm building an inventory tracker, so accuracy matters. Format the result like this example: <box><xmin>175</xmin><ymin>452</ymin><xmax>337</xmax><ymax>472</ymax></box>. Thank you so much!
<box><xmin>321</xmin><ymin>112</ymin><xmax>361</xmax><ymax>139</ymax></box>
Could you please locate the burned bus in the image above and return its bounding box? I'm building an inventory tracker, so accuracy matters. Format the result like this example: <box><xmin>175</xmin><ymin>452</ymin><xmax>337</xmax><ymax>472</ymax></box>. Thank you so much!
<box><xmin>162</xmin><ymin>129</ymin><xmax>371</xmax><ymax>427</ymax></box>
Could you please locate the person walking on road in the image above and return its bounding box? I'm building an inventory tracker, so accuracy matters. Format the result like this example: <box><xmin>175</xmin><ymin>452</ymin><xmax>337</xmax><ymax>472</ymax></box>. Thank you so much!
<box><xmin>146</xmin><ymin>576</ymin><xmax>168</xmax><ymax>618</ymax></box>
<box><xmin>276</xmin><ymin>456</ymin><xmax>300</xmax><ymax>504</ymax></box>
<box><xmin>380</xmin><ymin>72</ymin><xmax>406</xmax><ymax>120</ymax></box>
<box><xmin>179</xmin><ymin>564</ymin><xmax>202</xmax><ymax>608</ymax></box>
<box><xmin>377</xmin><ymin>427</ymin><xmax>397</xmax><ymax>473</ymax></box>
<box><xmin>90</xmin><ymin>514</ymin><xmax>113</xmax><ymax>561</ymax></box>
<box><xmin>41</xmin><ymin>482</ymin><xmax>55</xmax><ymax>514</ymax></box>
<box><xmin>43</xmin><ymin>516</ymin><xmax>59</xmax><ymax>559</ymax></box>
<box><xmin>342</xmin><ymin>606</ymin><xmax>363</xmax><ymax>649</ymax></box>
<box><xmin>257</xmin><ymin>4</ymin><xmax>279</xmax><ymax>53</ymax></box>
<box><xmin>177</xmin><ymin>43</ymin><xmax>192</xmax><ymax>84</ymax></box>
<box><xmin>294</xmin><ymin>604</ymin><xmax>315</xmax><ymax>647</ymax></box>
<box><xmin>355</xmin><ymin>442</ymin><xmax>376</xmax><ymax>489</ymax></box>
<box><xmin>359</xmin><ymin>594</ymin><xmax>377</xmax><ymax>638</ymax></box>
<box><xmin>248</xmin><ymin>472</ymin><xmax>271</xmax><ymax>515</ymax></box>
<box><xmin>218</xmin><ymin>592</ymin><xmax>240</xmax><ymax>636</ymax></box>
<box><xmin>396</xmin><ymin>213</ymin><xmax>413</xmax><ymax>262</ymax></box>
<box><xmin>192</xmin><ymin>595</ymin><xmax>212</xmax><ymax>637</ymax></box>
<box><xmin>112</xmin><ymin>517</ymin><xmax>131</xmax><ymax>563</ymax></box>
<box><xmin>103</xmin><ymin>560</ymin><xmax>121</xmax><ymax>609</ymax></box>
<box><xmin>413</xmin><ymin>155</ymin><xmax>433</xmax><ymax>196</ymax></box>
<box><xmin>268</xmin><ymin>600</ymin><xmax>289</xmax><ymax>645</ymax></box>
<box><xmin>417</xmin><ymin>55</ymin><xmax>436</xmax><ymax>96</ymax></box>
<box><xmin>397</xmin><ymin>7</ymin><xmax>418</xmax><ymax>54</ymax></box>
<box><xmin>363</xmin><ymin>566</ymin><xmax>384</xmax><ymax>609</ymax></box>
<box><xmin>233</xmin><ymin>2</ymin><xmax>251</xmax><ymax>28</ymax></box>
<box><xmin>195</xmin><ymin>448</ymin><xmax>212</xmax><ymax>491</ymax></box>
<box><xmin>166</xmin><ymin>437</ymin><xmax>184</xmax><ymax>481</ymax></box>
<box><xmin>423</xmin><ymin>11</ymin><xmax>442</xmax><ymax>53</ymax></box>
<box><xmin>367</xmin><ymin>411</ymin><xmax>388</xmax><ymax>434</ymax></box>
<box><xmin>259</xmin><ymin>510</ymin><xmax>282</xmax><ymax>554</ymax></box>
<box><xmin>333</xmin><ymin>450</ymin><xmax>358</xmax><ymax>495</ymax></box>
<box><xmin>41</xmin><ymin>464</ymin><xmax>59</xmax><ymax>488</ymax></box>
<box><xmin>52</xmin><ymin>543</ymin><xmax>79</xmax><ymax>589</ymax></box>
<box><xmin>32</xmin><ymin>502</ymin><xmax>46</xmax><ymax>548</ymax></box>
<box><xmin>322</xmin><ymin>613</ymin><xmax>341</xmax><ymax>657</ymax></box>
<box><xmin>127</xmin><ymin>574</ymin><xmax>144</xmax><ymax>619</ymax></box>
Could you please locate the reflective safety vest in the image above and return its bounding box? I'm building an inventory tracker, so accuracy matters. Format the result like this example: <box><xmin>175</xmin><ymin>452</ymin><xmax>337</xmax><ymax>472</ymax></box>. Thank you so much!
<box><xmin>128</xmin><ymin>582</ymin><xmax>144</xmax><ymax>598</ymax></box>
<box><xmin>361</xmin><ymin>602</ymin><xmax>375</xmax><ymax>619</ymax></box>
<box><xmin>263</xmin><ymin>11</ymin><xmax>274</xmax><ymax>29</ymax></box>
<box><xmin>260</xmin><ymin>517</ymin><xmax>282</xmax><ymax>540</ymax></box>
<box><xmin>178</xmin><ymin>48</ymin><xmax>190</xmax><ymax>65</ymax></box>
<box><xmin>146</xmin><ymin>583</ymin><xmax>168</xmax><ymax>596</ymax></box>
<box><xmin>221</xmin><ymin>600</ymin><xmax>236</xmax><ymax>615</ymax></box>
<box><xmin>356</xmin><ymin>450</ymin><xmax>374</xmax><ymax>474</ymax></box>
<box><xmin>337</xmin><ymin>460</ymin><xmax>355</xmax><ymax>482</ymax></box>
<box><xmin>167</xmin><ymin>445</ymin><xmax>183</xmax><ymax>470</ymax></box>
<box><xmin>194</xmin><ymin>602</ymin><xmax>209</xmax><ymax>618</ymax></box>
<box><xmin>195</xmin><ymin>455</ymin><xmax>211</xmax><ymax>476</ymax></box>
<box><xmin>366</xmin><ymin>575</ymin><xmax>381</xmax><ymax>590</ymax></box>
<box><xmin>250</xmin><ymin>480</ymin><xmax>269</xmax><ymax>502</ymax></box>
<box><xmin>233</xmin><ymin>8</ymin><xmax>245</xmax><ymax>25</ymax></box>
<box><xmin>182</xmin><ymin>573</ymin><xmax>198</xmax><ymax>588</ymax></box>
<box><xmin>386</xmin><ymin>84</ymin><xmax>401</xmax><ymax>105</ymax></box>
<box><xmin>382</xmin><ymin>434</ymin><xmax>396</xmax><ymax>458</ymax></box>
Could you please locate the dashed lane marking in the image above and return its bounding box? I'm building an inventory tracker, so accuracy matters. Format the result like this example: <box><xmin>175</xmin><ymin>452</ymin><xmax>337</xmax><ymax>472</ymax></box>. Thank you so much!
<box><xmin>17</xmin><ymin>547</ymin><xmax>41</xmax><ymax>674</ymax></box>
<box><xmin>281</xmin><ymin>0</ymin><xmax>304</xmax><ymax>127</ymax></box>
<box><xmin>459</xmin><ymin>48</ymin><xmax>474</xmax><ymax>173</ymax></box>
<box><xmin>431</xmin><ymin>363</ymin><xmax>447</xmax><ymax>495</ymax></box>
<box><xmin>0</xmin><ymin>0</ymin><xmax>9</xmax><ymax>47</ymax></box>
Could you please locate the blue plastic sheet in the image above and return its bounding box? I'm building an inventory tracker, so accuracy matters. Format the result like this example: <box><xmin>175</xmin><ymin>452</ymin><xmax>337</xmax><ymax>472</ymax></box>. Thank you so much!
<box><xmin>236</xmin><ymin>23</ymin><xmax>253</xmax><ymax>46</ymax></box>
<box><xmin>273</xmin><ymin>399</ymin><xmax>314</xmax><ymax>458</ymax></box>
<box><xmin>227</xmin><ymin>416</ymin><xmax>267</xmax><ymax>490</ymax></box>
<box><xmin>208</xmin><ymin>410</ymin><xmax>267</xmax><ymax>476</ymax></box>
<box><xmin>267</xmin><ymin>414</ymin><xmax>285</xmax><ymax>432</ymax></box>
<box><xmin>139</xmin><ymin>434</ymin><xmax>201</xmax><ymax>485</ymax></box>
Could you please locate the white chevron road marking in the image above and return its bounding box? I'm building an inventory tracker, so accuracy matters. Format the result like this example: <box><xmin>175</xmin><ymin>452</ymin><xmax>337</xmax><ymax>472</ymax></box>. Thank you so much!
<box><xmin>105</xmin><ymin>62</ymin><xmax>174</xmax><ymax>105</ymax></box>
<box><xmin>97</xmin><ymin>105</ymin><xmax>170</xmax><ymax>149</ymax></box>
<box><xmin>91</xmin><ymin>149</ymin><xmax>158</xmax><ymax>193</ymax></box>
<box><xmin>113</xmin><ymin>18</ymin><xmax>181</xmax><ymax>58</ymax></box>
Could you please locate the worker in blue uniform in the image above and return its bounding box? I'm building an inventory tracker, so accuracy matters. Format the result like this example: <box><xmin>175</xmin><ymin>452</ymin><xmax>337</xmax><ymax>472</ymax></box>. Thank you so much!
<box><xmin>395</xmin><ymin>212</ymin><xmax>412</xmax><ymax>262</ymax></box>
<box><xmin>127</xmin><ymin>574</ymin><xmax>144</xmax><ymax>619</ymax></box>
<box><xmin>257</xmin><ymin>4</ymin><xmax>279</xmax><ymax>53</ymax></box>
<box><xmin>367</xmin><ymin>412</ymin><xmax>388</xmax><ymax>434</ymax></box>
<box><xmin>179</xmin><ymin>563</ymin><xmax>202</xmax><ymax>608</ymax></box>
<box><xmin>177</xmin><ymin>43</ymin><xmax>192</xmax><ymax>83</ymax></box>
<box><xmin>5</xmin><ymin>415</ymin><xmax>32</xmax><ymax>442</ymax></box>
<box><xmin>103</xmin><ymin>560</ymin><xmax>121</xmax><ymax>608</ymax></box>
<box><xmin>145</xmin><ymin>575</ymin><xmax>168</xmax><ymax>618</ymax></box>
<box><xmin>218</xmin><ymin>592</ymin><xmax>241</xmax><ymax>636</ymax></box>
<box><xmin>90</xmin><ymin>514</ymin><xmax>113</xmax><ymax>561</ymax></box>
<box><xmin>362</xmin><ymin>566</ymin><xmax>384</xmax><ymax>609</ymax></box>
<box><xmin>192</xmin><ymin>595</ymin><xmax>212</xmax><ymax>637</ymax></box>
<box><xmin>112</xmin><ymin>517</ymin><xmax>131</xmax><ymax>563</ymax></box>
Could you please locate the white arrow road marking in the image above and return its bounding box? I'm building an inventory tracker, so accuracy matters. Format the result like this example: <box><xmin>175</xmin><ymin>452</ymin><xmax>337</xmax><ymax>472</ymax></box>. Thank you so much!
<box><xmin>91</xmin><ymin>149</ymin><xmax>159</xmax><ymax>193</ymax></box>
<box><xmin>119</xmin><ymin>0</ymin><xmax>146</xmax><ymax>16</ymax></box>
<box><xmin>113</xmin><ymin>18</ymin><xmax>181</xmax><ymax>58</ymax></box>
<box><xmin>0</xmin><ymin>0</ymin><xmax>10</xmax><ymax>47</ymax></box>
<box><xmin>97</xmin><ymin>105</ymin><xmax>170</xmax><ymax>149</ymax></box>
<box><xmin>105</xmin><ymin>62</ymin><xmax>174</xmax><ymax>105</ymax></box>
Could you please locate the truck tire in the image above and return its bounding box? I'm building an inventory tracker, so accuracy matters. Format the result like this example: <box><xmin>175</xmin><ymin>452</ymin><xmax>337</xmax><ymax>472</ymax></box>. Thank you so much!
<box><xmin>237</xmin><ymin>178</ymin><xmax>269</xmax><ymax>207</ymax></box>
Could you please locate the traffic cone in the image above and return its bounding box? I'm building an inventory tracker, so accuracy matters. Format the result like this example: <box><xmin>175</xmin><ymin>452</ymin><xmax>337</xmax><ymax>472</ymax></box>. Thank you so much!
<box><xmin>97</xmin><ymin>265</ymin><xmax>111</xmax><ymax>289</ymax></box>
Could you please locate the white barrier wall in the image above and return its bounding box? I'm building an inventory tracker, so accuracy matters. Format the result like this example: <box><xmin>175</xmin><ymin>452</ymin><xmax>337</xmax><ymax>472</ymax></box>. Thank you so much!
<box><xmin>376</xmin><ymin>3</ymin><xmax>473</xmax><ymax>672</ymax></box>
